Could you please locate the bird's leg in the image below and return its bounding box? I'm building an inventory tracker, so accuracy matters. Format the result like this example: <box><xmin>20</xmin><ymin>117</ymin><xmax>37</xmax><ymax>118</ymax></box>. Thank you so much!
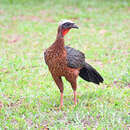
<box><xmin>60</xmin><ymin>92</ymin><xmax>63</xmax><ymax>109</ymax></box>
<box><xmin>53</xmin><ymin>77</ymin><xmax>64</xmax><ymax>109</ymax></box>
<box><xmin>70</xmin><ymin>81</ymin><xmax>77</xmax><ymax>106</ymax></box>
<box><xmin>73</xmin><ymin>90</ymin><xmax>77</xmax><ymax>106</ymax></box>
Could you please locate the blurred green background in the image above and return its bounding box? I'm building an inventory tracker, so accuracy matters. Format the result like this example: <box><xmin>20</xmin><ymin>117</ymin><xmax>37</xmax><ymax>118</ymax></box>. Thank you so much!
<box><xmin>0</xmin><ymin>0</ymin><xmax>129</xmax><ymax>129</ymax></box>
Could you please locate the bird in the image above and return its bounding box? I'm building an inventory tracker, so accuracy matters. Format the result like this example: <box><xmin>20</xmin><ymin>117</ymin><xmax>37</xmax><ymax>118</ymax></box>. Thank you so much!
<box><xmin>44</xmin><ymin>20</ymin><xmax>104</xmax><ymax>108</ymax></box>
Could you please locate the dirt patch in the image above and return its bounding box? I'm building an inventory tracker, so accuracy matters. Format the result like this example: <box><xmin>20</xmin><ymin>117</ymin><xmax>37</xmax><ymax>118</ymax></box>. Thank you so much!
<box><xmin>5</xmin><ymin>34</ymin><xmax>23</xmax><ymax>44</ymax></box>
<box><xmin>99</xmin><ymin>29</ymin><xmax>107</xmax><ymax>35</ymax></box>
<box><xmin>128</xmin><ymin>7</ymin><xmax>130</xmax><ymax>12</ymax></box>
<box><xmin>12</xmin><ymin>15</ymin><xmax>41</xmax><ymax>22</ymax></box>
<box><xmin>86</xmin><ymin>7</ymin><xmax>98</xmax><ymax>12</ymax></box>
<box><xmin>40</xmin><ymin>10</ymin><xmax>56</xmax><ymax>22</ymax></box>
<box><xmin>0</xmin><ymin>10</ymin><xmax>4</xmax><ymax>14</ymax></box>
<box><xmin>0</xmin><ymin>101</ymin><xmax>3</xmax><ymax>111</ymax></box>
<box><xmin>8</xmin><ymin>98</ymin><xmax>24</xmax><ymax>108</ymax></box>
<box><xmin>12</xmin><ymin>14</ymin><xmax>56</xmax><ymax>23</ymax></box>
<box><xmin>40</xmin><ymin>120</ymin><xmax>49</xmax><ymax>129</ymax></box>
<box><xmin>26</xmin><ymin>118</ymin><xmax>34</xmax><ymax>127</ymax></box>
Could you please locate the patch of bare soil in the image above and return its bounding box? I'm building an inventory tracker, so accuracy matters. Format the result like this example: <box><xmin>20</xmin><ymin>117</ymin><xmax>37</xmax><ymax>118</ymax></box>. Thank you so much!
<box><xmin>99</xmin><ymin>29</ymin><xmax>107</xmax><ymax>35</ymax></box>
<box><xmin>0</xmin><ymin>9</ymin><xmax>4</xmax><ymax>14</ymax></box>
<box><xmin>4</xmin><ymin>34</ymin><xmax>23</xmax><ymax>44</ymax></box>
<box><xmin>0</xmin><ymin>101</ymin><xmax>3</xmax><ymax>111</ymax></box>
<box><xmin>12</xmin><ymin>13</ymin><xmax>55</xmax><ymax>23</ymax></box>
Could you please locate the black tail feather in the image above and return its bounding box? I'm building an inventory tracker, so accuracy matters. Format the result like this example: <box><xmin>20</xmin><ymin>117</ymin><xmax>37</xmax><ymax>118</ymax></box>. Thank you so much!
<box><xmin>79</xmin><ymin>63</ymin><xmax>104</xmax><ymax>84</ymax></box>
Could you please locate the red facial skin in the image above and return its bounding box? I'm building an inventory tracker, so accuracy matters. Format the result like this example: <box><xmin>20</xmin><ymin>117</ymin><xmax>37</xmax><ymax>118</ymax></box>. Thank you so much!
<box><xmin>62</xmin><ymin>28</ymin><xmax>70</xmax><ymax>36</ymax></box>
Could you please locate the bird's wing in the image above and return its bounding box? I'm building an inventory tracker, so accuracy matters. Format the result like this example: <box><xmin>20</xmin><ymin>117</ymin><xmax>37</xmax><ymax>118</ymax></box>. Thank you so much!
<box><xmin>65</xmin><ymin>46</ymin><xmax>85</xmax><ymax>68</ymax></box>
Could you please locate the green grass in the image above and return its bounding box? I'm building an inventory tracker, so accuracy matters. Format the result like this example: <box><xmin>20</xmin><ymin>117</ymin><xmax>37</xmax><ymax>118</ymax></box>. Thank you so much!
<box><xmin>0</xmin><ymin>0</ymin><xmax>130</xmax><ymax>129</ymax></box>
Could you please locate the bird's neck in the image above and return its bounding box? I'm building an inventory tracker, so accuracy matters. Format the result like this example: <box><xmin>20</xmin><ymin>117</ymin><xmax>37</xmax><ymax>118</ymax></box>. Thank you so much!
<box><xmin>54</xmin><ymin>36</ymin><xmax>65</xmax><ymax>50</ymax></box>
<box><xmin>53</xmin><ymin>29</ymin><xmax>65</xmax><ymax>50</ymax></box>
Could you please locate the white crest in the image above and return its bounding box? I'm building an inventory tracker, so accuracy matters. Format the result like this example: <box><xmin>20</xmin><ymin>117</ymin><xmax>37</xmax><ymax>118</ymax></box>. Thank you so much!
<box><xmin>59</xmin><ymin>19</ymin><xmax>74</xmax><ymax>26</ymax></box>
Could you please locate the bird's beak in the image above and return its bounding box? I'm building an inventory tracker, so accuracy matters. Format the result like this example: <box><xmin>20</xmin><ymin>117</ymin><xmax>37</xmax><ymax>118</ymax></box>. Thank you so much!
<box><xmin>71</xmin><ymin>23</ymin><xmax>79</xmax><ymax>29</ymax></box>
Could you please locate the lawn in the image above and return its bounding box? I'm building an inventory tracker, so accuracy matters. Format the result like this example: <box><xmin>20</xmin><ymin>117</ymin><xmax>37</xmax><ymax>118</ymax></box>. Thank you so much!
<box><xmin>0</xmin><ymin>0</ymin><xmax>130</xmax><ymax>129</ymax></box>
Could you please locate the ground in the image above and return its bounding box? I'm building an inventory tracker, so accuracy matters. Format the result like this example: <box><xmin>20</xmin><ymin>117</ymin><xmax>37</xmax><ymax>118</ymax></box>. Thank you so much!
<box><xmin>0</xmin><ymin>0</ymin><xmax>129</xmax><ymax>129</ymax></box>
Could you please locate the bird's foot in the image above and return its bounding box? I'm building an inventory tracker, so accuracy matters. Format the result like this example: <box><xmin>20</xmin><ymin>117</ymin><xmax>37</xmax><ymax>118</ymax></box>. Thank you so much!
<box><xmin>74</xmin><ymin>102</ymin><xmax>77</xmax><ymax>107</ymax></box>
<box><xmin>59</xmin><ymin>104</ymin><xmax>63</xmax><ymax>110</ymax></box>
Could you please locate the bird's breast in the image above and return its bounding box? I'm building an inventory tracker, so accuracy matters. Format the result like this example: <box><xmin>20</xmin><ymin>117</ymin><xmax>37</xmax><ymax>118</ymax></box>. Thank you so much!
<box><xmin>44</xmin><ymin>48</ymin><xmax>67</xmax><ymax>72</ymax></box>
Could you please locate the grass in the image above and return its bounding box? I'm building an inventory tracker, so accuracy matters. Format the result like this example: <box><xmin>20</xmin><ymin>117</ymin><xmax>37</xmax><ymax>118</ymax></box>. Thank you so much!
<box><xmin>0</xmin><ymin>0</ymin><xmax>130</xmax><ymax>129</ymax></box>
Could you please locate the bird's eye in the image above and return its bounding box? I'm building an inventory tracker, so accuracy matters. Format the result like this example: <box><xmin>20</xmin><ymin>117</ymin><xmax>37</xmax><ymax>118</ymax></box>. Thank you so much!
<box><xmin>63</xmin><ymin>22</ymin><xmax>71</xmax><ymax>28</ymax></box>
<box><xmin>64</xmin><ymin>23</ymin><xmax>69</xmax><ymax>26</ymax></box>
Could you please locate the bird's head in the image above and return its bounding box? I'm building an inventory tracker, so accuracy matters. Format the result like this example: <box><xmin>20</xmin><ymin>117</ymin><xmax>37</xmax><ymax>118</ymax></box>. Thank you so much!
<box><xmin>57</xmin><ymin>20</ymin><xmax>79</xmax><ymax>37</ymax></box>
